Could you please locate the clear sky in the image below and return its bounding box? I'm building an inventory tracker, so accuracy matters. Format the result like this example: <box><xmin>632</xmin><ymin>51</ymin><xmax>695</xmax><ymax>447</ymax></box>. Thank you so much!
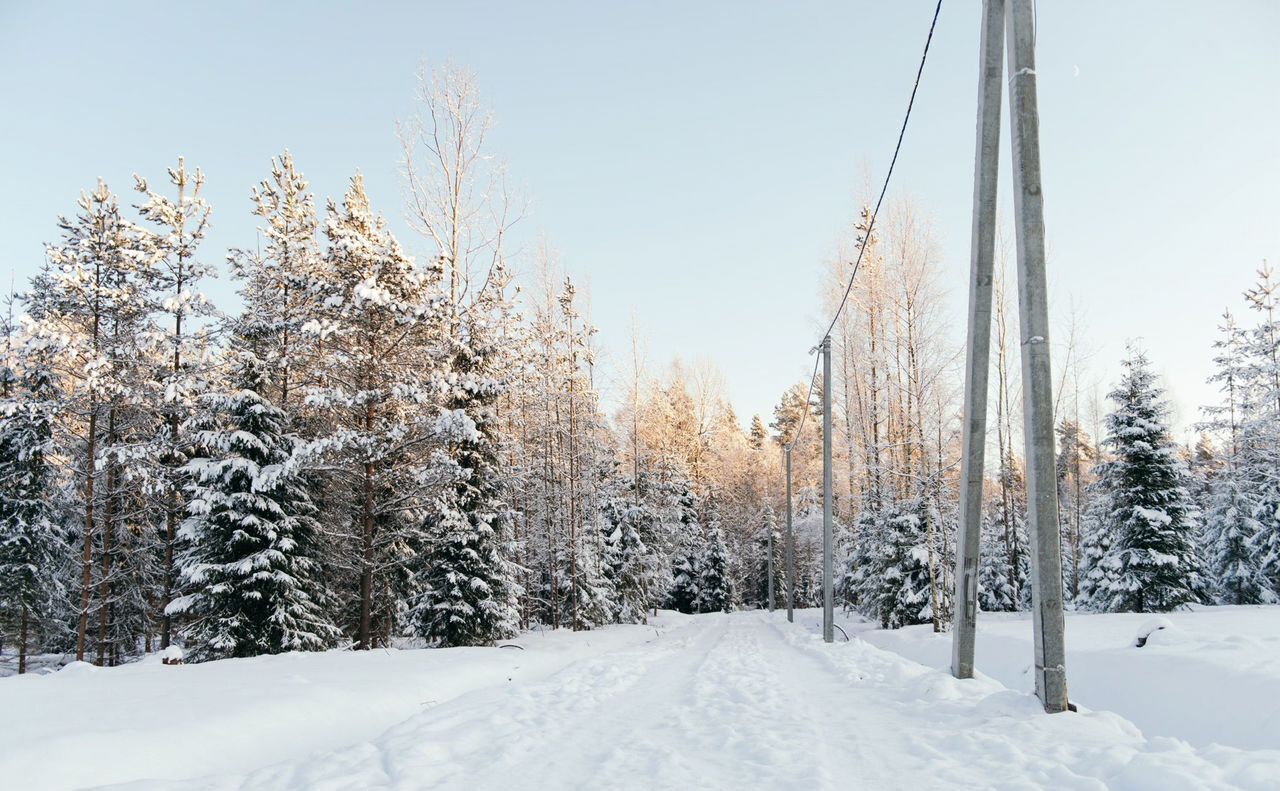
<box><xmin>2</xmin><ymin>1</ymin><xmax>1276</xmax><ymax>437</ymax></box>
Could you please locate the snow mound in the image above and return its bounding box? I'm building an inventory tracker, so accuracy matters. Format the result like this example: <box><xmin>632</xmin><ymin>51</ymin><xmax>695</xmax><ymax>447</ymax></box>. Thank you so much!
<box><xmin>1134</xmin><ymin>617</ymin><xmax>1175</xmax><ymax>648</ymax></box>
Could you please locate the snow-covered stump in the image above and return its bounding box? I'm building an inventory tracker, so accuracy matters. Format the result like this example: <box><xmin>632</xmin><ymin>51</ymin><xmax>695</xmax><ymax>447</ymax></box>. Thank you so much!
<box><xmin>160</xmin><ymin>645</ymin><xmax>185</xmax><ymax>666</ymax></box>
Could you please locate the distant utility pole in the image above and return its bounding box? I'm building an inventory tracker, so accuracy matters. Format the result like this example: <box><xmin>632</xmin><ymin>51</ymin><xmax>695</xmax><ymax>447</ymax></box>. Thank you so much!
<box><xmin>951</xmin><ymin>0</ymin><xmax>1070</xmax><ymax>714</ymax></box>
<box><xmin>785</xmin><ymin>444</ymin><xmax>795</xmax><ymax>623</ymax></box>
<box><xmin>821</xmin><ymin>335</ymin><xmax>834</xmax><ymax>644</ymax></box>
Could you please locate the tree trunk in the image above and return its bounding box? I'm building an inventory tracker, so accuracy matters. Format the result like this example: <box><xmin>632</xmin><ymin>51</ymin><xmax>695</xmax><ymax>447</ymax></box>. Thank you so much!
<box><xmin>97</xmin><ymin>411</ymin><xmax>117</xmax><ymax>667</ymax></box>
<box><xmin>161</xmin><ymin>456</ymin><xmax>177</xmax><ymax>650</ymax></box>
<box><xmin>18</xmin><ymin>603</ymin><xmax>28</xmax><ymax>675</ymax></box>
<box><xmin>359</xmin><ymin>458</ymin><xmax>375</xmax><ymax>649</ymax></box>
<box><xmin>76</xmin><ymin>404</ymin><xmax>97</xmax><ymax>662</ymax></box>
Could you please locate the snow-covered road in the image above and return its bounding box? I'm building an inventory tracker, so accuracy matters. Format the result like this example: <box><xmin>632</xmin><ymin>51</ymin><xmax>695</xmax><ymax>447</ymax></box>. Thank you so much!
<box><xmin>6</xmin><ymin>610</ymin><xmax>1280</xmax><ymax>790</ymax></box>
<box><xmin>95</xmin><ymin>610</ymin><xmax>1278</xmax><ymax>791</ymax></box>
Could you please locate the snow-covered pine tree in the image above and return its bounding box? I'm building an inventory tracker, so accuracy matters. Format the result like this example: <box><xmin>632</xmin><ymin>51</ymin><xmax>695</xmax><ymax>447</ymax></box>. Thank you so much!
<box><xmin>35</xmin><ymin>180</ymin><xmax>159</xmax><ymax>664</ymax></box>
<box><xmin>560</xmin><ymin>281</ymin><xmax>617</xmax><ymax>631</ymax></box>
<box><xmin>748</xmin><ymin>415</ymin><xmax>768</xmax><ymax>451</ymax></box>
<box><xmin>1239</xmin><ymin>265</ymin><xmax>1280</xmax><ymax>598</ymax></box>
<box><xmin>1056</xmin><ymin>419</ymin><xmax>1095</xmax><ymax>602</ymax></box>
<box><xmin>1198</xmin><ymin>311</ymin><xmax>1273</xmax><ymax>604</ymax></box>
<box><xmin>304</xmin><ymin>174</ymin><xmax>442</xmax><ymax>649</ymax></box>
<box><xmin>231</xmin><ymin>151</ymin><xmax>323</xmax><ymax>412</ymax></box>
<box><xmin>169</xmin><ymin>352</ymin><xmax>338</xmax><ymax>661</ymax></box>
<box><xmin>1239</xmin><ymin>433</ymin><xmax>1280</xmax><ymax>600</ymax></box>
<box><xmin>0</xmin><ymin>324</ymin><xmax>69</xmax><ymax>673</ymax></box>
<box><xmin>1090</xmin><ymin>349</ymin><xmax>1205</xmax><ymax>613</ymax></box>
<box><xmin>563</xmin><ymin>523</ymin><xmax>616</xmax><ymax>630</ymax></box>
<box><xmin>748</xmin><ymin>507</ymin><xmax>784</xmax><ymax>610</ymax></box>
<box><xmin>512</xmin><ymin>268</ymin><xmax>616</xmax><ymax>631</ymax></box>
<box><xmin>134</xmin><ymin>158</ymin><xmax>217</xmax><ymax>649</ymax></box>
<box><xmin>790</xmin><ymin>489</ymin><xmax>824</xmax><ymax>607</ymax></box>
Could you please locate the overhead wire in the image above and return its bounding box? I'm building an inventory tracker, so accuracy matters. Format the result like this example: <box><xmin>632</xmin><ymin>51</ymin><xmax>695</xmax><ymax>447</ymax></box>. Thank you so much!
<box><xmin>786</xmin><ymin>0</ymin><xmax>944</xmax><ymax>453</ymax></box>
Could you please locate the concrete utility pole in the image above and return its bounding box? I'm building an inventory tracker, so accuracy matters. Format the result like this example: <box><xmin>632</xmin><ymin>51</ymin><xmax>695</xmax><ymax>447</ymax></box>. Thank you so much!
<box><xmin>1005</xmin><ymin>0</ymin><xmax>1069</xmax><ymax>713</ymax></box>
<box><xmin>821</xmin><ymin>335</ymin><xmax>834</xmax><ymax>644</ymax></box>
<box><xmin>951</xmin><ymin>0</ymin><xmax>1069</xmax><ymax>714</ymax></box>
<box><xmin>785</xmin><ymin>445</ymin><xmax>795</xmax><ymax>623</ymax></box>
<box><xmin>951</xmin><ymin>0</ymin><xmax>1005</xmax><ymax>683</ymax></box>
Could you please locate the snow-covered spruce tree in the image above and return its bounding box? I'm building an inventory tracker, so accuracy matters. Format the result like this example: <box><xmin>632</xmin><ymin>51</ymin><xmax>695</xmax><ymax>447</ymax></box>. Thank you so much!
<box><xmin>667</xmin><ymin>546</ymin><xmax>701</xmax><ymax>614</ymax></box>
<box><xmin>1075</xmin><ymin>488</ymin><xmax>1115</xmax><ymax>611</ymax></box>
<box><xmin>694</xmin><ymin>523</ymin><xmax>733</xmax><ymax>613</ymax></box>
<box><xmin>1201</xmin><ymin>462</ymin><xmax>1273</xmax><ymax>605</ymax></box>
<box><xmin>839</xmin><ymin>506</ymin><xmax>878</xmax><ymax>614</ymax></box>
<box><xmin>169</xmin><ymin>353</ymin><xmax>338</xmax><ymax>661</ymax></box>
<box><xmin>979</xmin><ymin>462</ymin><xmax>1029</xmax><ymax>612</ymax></box>
<box><xmin>134</xmin><ymin>158</ymin><xmax>217</xmax><ymax>649</ymax></box>
<box><xmin>873</xmin><ymin>498</ymin><xmax>934</xmax><ymax>629</ymax></box>
<box><xmin>1090</xmin><ymin>349</ymin><xmax>1205</xmax><ymax>613</ymax></box>
<box><xmin>665</xmin><ymin>486</ymin><xmax>703</xmax><ymax>614</ymax></box>
<box><xmin>599</xmin><ymin>475</ymin><xmax>666</xmax><ymax>624</ymax></box>
<box><xmin>0</xmin><ymin>329</ymin><xmax>69</xmax><ymax>673</ymax></box>
<box><xmin>605</xmin><ymin>502</ymin><xmax>656</xmax><ymax>624</ymax></box>
<box><xmin>412</xmin><ymin>268</ymin><xmax>521</xmax><ymax>647</ymax></box>
<box><xmin>978</xmin><ymin>513</ymin><xmax>1020</xmax><ymax>613</ymax></box>
<box><xmin>396</xmin><ymin>67</ymin><xmax>522</xmax><ymax>645</ymax></box>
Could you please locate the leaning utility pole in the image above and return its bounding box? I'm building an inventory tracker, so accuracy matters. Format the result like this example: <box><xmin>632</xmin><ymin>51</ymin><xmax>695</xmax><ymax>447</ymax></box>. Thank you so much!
<box><xmin>784</xmin><ymin>444</ymin><xmax>795</xmax><ymax>623</ymax></box>
<box><xmin>952</xmin><ymin>0</ymin><xmax>1004</xmax><ymax>684</ymax></box>
<box><xmin>951</xmin><ymin>0</ymin><xmax>1069</xmax><ymax>714</ymax></box>
<box><xmin>821</xmin><ymin>335</ymin><xmax>834</xmax><ymax>644</ymax></box>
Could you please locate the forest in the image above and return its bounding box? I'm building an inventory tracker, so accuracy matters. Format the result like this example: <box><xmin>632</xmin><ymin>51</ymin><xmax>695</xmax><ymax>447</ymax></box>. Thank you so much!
<box><xmin>1</xmin><ymin>66</ymin><xmax>1276</xmax><ymax>675</ymax></box>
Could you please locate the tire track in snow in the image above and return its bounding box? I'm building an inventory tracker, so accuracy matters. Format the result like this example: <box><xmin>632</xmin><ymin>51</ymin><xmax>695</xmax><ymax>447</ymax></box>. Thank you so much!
<box><xmin>238</xmin><ymin>616</ymin><xmax>720</xmax><ymax>791</ymax></box>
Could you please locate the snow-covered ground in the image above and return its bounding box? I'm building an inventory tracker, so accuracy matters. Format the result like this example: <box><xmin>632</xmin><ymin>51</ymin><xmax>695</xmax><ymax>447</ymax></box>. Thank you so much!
<box><xmin>841</xmin><ymin>605</ymin><xmax>1280</xmax><ymax>752</ymax></box>
<box><xmin>1</xmin><ymin>608</ymin><xmax>1278</xmax><ymax>790</ymax></box>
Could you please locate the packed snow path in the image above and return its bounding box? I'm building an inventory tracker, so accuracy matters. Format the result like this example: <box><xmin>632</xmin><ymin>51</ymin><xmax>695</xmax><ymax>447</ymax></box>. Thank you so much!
<box><xmin>5</xmin><ymin>610</ymin><xmax>1278</xmax><ymax>790</ymax></box>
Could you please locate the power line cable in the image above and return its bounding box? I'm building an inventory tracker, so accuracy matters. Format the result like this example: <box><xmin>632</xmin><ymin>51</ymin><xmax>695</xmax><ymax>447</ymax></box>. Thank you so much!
<box><xmin>787</xmin><ymin>0</ymin><xmax>944</xmax><ymax>452</ymax></box>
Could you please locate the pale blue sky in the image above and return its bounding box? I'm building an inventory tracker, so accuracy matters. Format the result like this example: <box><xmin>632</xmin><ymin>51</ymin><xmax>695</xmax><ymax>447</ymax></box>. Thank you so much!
<box><xmin>2</xmin><ymin>1</ymin><xmax>1276</xmax><ymax>435</ymax></box>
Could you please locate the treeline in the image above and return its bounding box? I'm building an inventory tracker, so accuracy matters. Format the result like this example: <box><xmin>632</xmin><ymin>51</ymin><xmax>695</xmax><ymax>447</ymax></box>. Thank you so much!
<box><xmin>0</xmin><ymin>68</ymin><xmax>782</xmax><ymax>674</ymax></box>
<box><xmin>772</xmin><ymin>199</ymin><xmax>1280</xmax><ymax>629</ymax></box>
